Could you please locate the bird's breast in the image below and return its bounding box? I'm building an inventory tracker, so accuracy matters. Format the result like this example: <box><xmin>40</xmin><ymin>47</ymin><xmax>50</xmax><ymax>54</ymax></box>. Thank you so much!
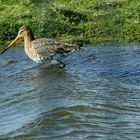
<box><xmin>24</xmin><ymin>46</ymin><xmax>47</xmax><ymax>63</ymax></box>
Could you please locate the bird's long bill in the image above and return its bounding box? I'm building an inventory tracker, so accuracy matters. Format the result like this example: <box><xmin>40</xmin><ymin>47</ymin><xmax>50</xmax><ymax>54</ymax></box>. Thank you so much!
<box><xmin>1</xmin><ymin>36</ymin><xmax>19</xmax><ymax>55</ymax></box>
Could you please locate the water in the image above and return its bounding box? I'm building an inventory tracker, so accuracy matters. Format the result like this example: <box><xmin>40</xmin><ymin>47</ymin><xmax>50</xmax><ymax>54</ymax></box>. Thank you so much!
<box><xmin>1</xmin><ymin>45</ymin><xmax>140</xmax><ymax>140</ymax></box>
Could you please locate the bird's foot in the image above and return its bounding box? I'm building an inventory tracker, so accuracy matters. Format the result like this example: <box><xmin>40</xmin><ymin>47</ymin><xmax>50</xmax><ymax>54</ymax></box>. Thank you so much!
<box><xmin>58</xmin><ymin>63</ymin><xmax>66</xmax><ymax>68</ymax></box>
<box><xmin>58</xmin><ymin>61</ymin><xmax>66</xmax><ymax>68</ymax></box>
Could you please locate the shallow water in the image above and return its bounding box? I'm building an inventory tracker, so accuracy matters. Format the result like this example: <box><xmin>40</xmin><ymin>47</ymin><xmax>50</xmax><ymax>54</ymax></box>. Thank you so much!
<box><xmin>1</xmin><ymin>45</ymin><xmax>140</xmax><ymax>139</ymax></box>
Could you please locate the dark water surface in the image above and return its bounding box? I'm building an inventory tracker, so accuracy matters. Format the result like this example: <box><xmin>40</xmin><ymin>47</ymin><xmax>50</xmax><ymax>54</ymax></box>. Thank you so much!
<box><xmin>1</xmin><ymin>45</ymin><xmax>140</xmax><ymax>140</ymax></box>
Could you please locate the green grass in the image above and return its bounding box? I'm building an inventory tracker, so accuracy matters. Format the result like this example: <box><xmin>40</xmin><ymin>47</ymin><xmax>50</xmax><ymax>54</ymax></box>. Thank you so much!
<box><xmin>0</xmin><ymin>0</ymin><xmax>139</xmax><ymax>47</ymax></box>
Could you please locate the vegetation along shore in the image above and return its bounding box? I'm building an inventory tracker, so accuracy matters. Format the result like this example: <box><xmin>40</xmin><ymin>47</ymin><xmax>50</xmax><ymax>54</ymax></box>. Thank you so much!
<box><xmin>0</xmin><ymin>0</ymin><xmax>139</xmax><ymax>47</ymax></box>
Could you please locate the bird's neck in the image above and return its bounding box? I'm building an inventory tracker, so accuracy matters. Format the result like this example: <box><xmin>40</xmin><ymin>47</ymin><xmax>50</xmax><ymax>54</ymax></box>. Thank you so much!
<box><xmin>24</xmin><ymin>32</ymin><xmax>35</xmax><ymax>47</ymax></box>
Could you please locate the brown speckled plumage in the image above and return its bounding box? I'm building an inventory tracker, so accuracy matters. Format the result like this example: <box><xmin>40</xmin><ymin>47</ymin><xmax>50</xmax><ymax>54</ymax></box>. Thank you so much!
<box><xmin>1</xmin><ymin>25</ymin><xmax>80</xmax><ymax>66</ymax></box>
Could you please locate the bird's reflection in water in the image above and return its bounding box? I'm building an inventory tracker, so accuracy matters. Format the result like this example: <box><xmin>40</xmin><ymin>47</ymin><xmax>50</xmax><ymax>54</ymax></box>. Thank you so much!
<box><xmin>26</xmin><ymin>65</ymin><xmax>77</xmax><ymax>113</ymax></box>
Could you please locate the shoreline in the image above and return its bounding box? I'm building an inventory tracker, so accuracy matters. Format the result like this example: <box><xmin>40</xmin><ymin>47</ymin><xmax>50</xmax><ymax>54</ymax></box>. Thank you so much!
<box><xmin>0</xmin><ymin>0</ymin><xmax>139</xmax><ymax>46</ymax></box>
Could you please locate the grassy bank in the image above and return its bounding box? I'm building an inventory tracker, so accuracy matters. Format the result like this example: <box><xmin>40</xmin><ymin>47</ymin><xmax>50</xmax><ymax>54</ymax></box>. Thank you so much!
<box><xmin>0</xmin><ymin>0</ymin><xmax>139</xmax><ymax>47</ymax></box>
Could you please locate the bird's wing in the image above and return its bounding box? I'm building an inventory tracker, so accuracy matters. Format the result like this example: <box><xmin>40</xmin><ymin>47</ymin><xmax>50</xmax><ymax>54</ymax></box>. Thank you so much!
<box><xmin>32</xmin><ymin>38</ymin><xmax>80</xmax><ymax>59</ymax></box>
<box><xmin>56</xmin><ymin>43</ymin><xmax>80</xmax><ymax>53</ymax></box>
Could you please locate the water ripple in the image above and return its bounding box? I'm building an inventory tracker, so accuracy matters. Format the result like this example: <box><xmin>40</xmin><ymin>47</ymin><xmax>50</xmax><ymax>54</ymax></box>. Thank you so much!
<box><xmin>1</xmin><ymin>45</ymin><xmax>140</xmax><ymax>139</ymax></box>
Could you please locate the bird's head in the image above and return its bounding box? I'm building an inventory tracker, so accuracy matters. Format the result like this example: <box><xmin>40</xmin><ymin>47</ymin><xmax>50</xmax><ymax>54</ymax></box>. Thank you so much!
<box><xmin>17</xmin><ymin>25</ymin><xmax>32</xmax><ymax>38</ymax></box>
<box><xmin>1</xmin><ymin>25</ymin><xmax>34</xmax><ymax>54</ymax></box>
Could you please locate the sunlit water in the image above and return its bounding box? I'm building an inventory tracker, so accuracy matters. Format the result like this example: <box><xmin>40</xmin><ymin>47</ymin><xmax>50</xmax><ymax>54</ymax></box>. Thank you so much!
<box><xmin>0</xmin><ymin>45</ymin><xmax>140</xmax><ymax>140</ymax></box>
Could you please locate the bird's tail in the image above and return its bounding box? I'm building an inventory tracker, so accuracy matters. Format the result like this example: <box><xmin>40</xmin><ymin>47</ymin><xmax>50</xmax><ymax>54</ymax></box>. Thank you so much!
<box><xmin>63</xmin><ymin>43</ymin><xmax>81</xmax><ymax>52</ymax></box>
<box><xmin>56</xmin><ymin>42</ymin><xmax>83</xmax><ymax>53</ymax></box>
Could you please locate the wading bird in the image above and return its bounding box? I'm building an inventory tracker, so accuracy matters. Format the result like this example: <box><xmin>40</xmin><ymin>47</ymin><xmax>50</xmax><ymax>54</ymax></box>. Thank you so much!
<box><xmin>1</xmin><ymin>25</ymin><xmax>80</xmax><ymax>67</ymax></box>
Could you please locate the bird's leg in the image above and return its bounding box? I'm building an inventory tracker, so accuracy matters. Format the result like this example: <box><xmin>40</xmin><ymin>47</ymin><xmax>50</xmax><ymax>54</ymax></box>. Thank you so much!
<box><xmin>58</xmin><ymin>60</ymin><xmax>66</xmax><ymax>68</ymax></box>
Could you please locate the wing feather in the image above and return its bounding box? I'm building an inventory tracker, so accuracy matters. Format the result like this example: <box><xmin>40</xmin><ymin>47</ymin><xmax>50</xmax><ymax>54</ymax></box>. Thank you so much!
<box><xmin>31</xmin><ymin>38</ymin><xmax>80</xmax><ymax>61</ymax></box>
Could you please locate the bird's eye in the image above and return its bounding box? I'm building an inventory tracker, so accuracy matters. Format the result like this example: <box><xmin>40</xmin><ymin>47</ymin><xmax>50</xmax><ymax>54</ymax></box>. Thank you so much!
<box><xmin>19</xmin><ymin>30</ymin><xmax>24</xmax><ymax>34</ymax></box>
<box><xmin>18</xmin><ymin>30</ymin><xmax>24</xmax><ymax>36</ymax></box>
